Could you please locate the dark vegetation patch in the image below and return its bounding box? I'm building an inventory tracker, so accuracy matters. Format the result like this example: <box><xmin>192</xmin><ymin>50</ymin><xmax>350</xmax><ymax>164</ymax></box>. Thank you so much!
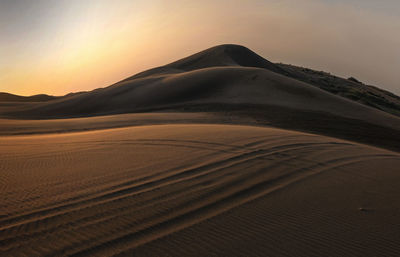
<box><xmin>276</xmin><ymin>63</ymin><xmax>400</xmax><ymax>117</ymax></box>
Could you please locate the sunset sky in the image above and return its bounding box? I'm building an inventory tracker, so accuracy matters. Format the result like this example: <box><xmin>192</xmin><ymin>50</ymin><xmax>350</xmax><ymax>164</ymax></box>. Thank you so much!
<box><xmin>1</xmin><ymin>0</ymin><xmax>399</xmax><ymax>96</ymax></box>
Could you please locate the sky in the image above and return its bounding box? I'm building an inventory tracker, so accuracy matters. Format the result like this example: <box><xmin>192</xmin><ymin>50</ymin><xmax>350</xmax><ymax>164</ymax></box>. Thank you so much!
<box><xmin>1</xmin><ymin>0</ymin><xmax>399</xmax><ymax>96</ymax></box>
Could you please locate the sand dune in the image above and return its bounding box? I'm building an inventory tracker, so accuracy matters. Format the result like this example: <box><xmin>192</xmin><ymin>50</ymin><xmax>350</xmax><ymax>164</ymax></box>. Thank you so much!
<box><xmin>1</xmin><ymin>110</ymin><xmax>400</xmax><ymax>154</ymax></box>
<box><xmin>1</xmin><ymin>44</ymin><xmax>400</xmax><ymax>256</ymax></box>
<box><xmin>2</xmin><ymin>45</ymin><xmax>399</xmax><ymax>125</ymax></box>
<box><xmin>2</xmin><ymin>44</ymin><xmax>400</xmax><ymax>152</ymax></box>
<box><xmin>123</xmin><ymin>44</ymin><xmax>286</xmax><ymax>80</ymax></box>
<box><xmin>2</xmin><ymin>46</ymin><xmax>400</xmax><ymax>152</ymax></box>
<box><xmin>1</xmin><ymin>124</ymin><xmax>400</xmax><ymax>256</ymax></box>
<box><xmin>26</xmin><ymin>66</ymin><xmax>392</xmax><ymax>119</ymax></box>
<box><xmin>0</xmin><ymin>93</ymin><xmax>56</xmax><ymax>103</ymax></box>
<box><xmin>0</xmin><ymin>113</ymin><xmax>240</xmax><ymax>136</ymax></box>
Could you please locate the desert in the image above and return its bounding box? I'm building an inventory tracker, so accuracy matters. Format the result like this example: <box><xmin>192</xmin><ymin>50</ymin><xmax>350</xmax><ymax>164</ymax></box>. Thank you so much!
<box><xmin>1</xmin><ymin>44</ymin><xmax>400</xmax><ymax>256</ymax></box>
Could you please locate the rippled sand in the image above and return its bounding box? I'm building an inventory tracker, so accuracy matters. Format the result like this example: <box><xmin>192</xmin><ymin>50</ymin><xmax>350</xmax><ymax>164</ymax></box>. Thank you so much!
<box><xmin>1</xmin><ymin>124</ymin><xmax>399</xmax><ymax>256</ymax></box>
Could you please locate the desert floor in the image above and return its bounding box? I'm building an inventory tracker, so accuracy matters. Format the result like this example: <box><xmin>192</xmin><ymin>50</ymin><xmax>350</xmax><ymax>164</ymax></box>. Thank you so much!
<box><xmin>1</xmin><ymin>120</ymin><xmax>400</xmax><ymax>256</ymax></box>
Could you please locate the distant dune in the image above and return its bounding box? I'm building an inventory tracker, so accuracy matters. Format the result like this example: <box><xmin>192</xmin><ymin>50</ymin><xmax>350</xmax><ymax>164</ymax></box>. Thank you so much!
<box><xmin>0</xmin><ymin>92</ymin><xmax>56</xmax><ymax>102</ymax></box>
<box><xmin>1</xmin><ymin>45</ymin><xmax>400</xmax><ymax>256</ymax></box>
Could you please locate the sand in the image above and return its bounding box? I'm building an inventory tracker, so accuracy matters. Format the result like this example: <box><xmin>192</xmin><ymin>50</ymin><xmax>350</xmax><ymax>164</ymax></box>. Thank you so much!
<box><xmin>2</xmin><ymin>45</ymin><xmax>400</xmax><ymax>151</ymax></box>
<box><xmin>2</xmin><ymin>46</ymin><xmax>400</xmax><ymax>129</ymax></box>
<box><xmin>1</xmin><ymin>44</ymin><xmax>400</xmax><ymax>256</ymax></box>
<box><xmin>1</xmin><ymin>124</ymin><xmax>400</xmax><ymax>256</ymax></box>
<box><xmin>0</xmin><ymin>113</ymin><xmax>243</xmax><ymax>136</ymax></box>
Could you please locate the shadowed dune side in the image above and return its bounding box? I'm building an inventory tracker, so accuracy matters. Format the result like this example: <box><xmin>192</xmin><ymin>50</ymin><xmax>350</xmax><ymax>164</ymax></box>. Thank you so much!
<box><xmin>277</xmin><ymin>63</ymin><xmax>400</xmax><ymax>117</ymax></box>
<box><xmin>0</xmin><ymin>124</ymin><xmax>399</xmax><ymax>257</ymax></box>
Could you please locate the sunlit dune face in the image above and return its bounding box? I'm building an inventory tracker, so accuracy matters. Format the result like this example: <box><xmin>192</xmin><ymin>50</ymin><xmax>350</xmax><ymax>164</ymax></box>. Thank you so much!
<box><xmin>0</xmin><ymin>0</ymin><xmax>399</xmax><ymax>96</ymax></box>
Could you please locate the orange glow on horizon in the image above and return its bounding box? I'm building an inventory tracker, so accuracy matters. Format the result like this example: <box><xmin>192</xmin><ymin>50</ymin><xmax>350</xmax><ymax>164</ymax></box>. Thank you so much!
<box><xmin>1</xmin><ymin>0</ymin><xmax>399</xmax><ymax>96</ymax></box>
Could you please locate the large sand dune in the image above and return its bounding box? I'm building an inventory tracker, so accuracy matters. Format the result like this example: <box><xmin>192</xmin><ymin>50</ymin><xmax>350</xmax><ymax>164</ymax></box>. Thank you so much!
<box><xmin>2</xmin><ymin>45</ymin><xmax>399</xmax><ymax>126</ymax></box>
<box><xmin>1</xmin><ymin>45</ymin><xmax>400</xmax><ymax>256</ymax></box>
<box><xmin>2</xmin><ymin>45</ymin><xmax>400</xmax><ymax>152</ymax></box>
<box><xmin>1</xmin><ymin>124</ymin><xmax>400</xmax><ymax>256</ymax></box>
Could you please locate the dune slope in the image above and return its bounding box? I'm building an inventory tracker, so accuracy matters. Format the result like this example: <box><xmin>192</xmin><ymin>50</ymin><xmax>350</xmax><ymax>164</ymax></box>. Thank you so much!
<box><xmin>1</xmin><ymin>44</ymin><xmax>400</xmax><ymax>257</ymax></box>
<box><xmin>2</xmin><ymin>45</ymin><xmax>399</xmax><ymax>127</ymax></box>
<box><xmin>3</xmin><ymin>59</ymin><xmax>400</xmax><ymax>151</ymax></box>
<box><xmin>1</xmin><ymin>44</ymin><xmax>400</xmax><ymax>153</ymax></box>
<box><xmin>1</xmin><ymin>124</ymin><xmax>400</xmax><ymax>257</ymax></box>
<box><xmin>277</xmin><ymin>63</ymin><xmax>400</xmax><ymax>117</ymax></box>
